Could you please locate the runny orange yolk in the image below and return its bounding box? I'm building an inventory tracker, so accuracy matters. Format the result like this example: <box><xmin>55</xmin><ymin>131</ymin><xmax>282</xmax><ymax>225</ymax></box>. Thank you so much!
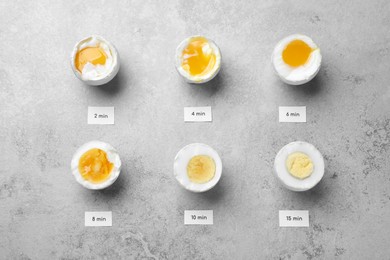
<box><xmin>181</xmin><ymin>37</ymin><xmax>216</xmax><ymax>76</ymax></box>
<box><xmin>282</xmin><ymin>40</ymin><xmax>313</xmax><ymax>67</ymax></box>
<box><xmin>75</xmin><ymin>47</ymin><xmax>107</xmax><ymax>73</ymax></box>
<box><xmin>78</xmin><ymin>148</ymin><xmax>113</xmax><ymax>183</ymax></box>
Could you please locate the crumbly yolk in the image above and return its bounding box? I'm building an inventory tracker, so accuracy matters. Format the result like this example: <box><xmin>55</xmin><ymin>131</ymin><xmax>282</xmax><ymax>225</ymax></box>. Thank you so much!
<box><xmin>286</xmin><ymin>152</ymin><xmax>313</xmax><ymax>179</ymax></box>
<box><xmin>187</xmin><ymin>155</ymin><xmax>216</xmax><ymax>184</ymax></box>
<box><xmin>181</xmin><ymin>37</ymin><xmax>216</xmax><ymax>76</ymax></box>
<box><xmin>282</xmin><ymin>40</ymin><xmax>312</xmax><ymax>67</ymax></box>
<box><xmin>75</xmin><ymin>47</ymin><xmax>107</xmax><ymax>72</ymax></box>
<box><xmin>78</xmin><ymin>148</ymin><xmax>113</xmax><ymax>183</ymax></box>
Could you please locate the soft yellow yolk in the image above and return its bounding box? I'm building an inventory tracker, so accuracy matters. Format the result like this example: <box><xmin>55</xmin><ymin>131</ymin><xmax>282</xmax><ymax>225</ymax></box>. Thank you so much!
<box><xmin>78</xmin><ymin>148</ymin><xmax>113</xmax><ymax>183</ymax></box>
<box><xmin>75</xmin><ymin>47</ymin><xmax>107</xmax><ymax>73</ymax></box>
<box><xmin>181</xmin><ymin>37</ymin><xmax>216</xmax><ymax>76</ymax></box>
<box><xmin>286</xmin><ymin>152</ymin><xmax>313</xmax><ymax>179</ymax></box>
<box><xmin>282</xmin><ymin>40</ymin><xmax>312</xmax><ymax>67</ymax></box>
<box><xmin>187</xmin><ymin>155</ymin><xmax>216</xmax><ymax>184</ymax></box>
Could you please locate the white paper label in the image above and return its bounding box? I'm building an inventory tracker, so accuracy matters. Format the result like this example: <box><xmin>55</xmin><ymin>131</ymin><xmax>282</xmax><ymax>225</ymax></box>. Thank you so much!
<box><xmin>85</xmin><ymin>211</ymin><xmax>112</xmax><ymax>227</ymax></box>
<box><xmin>184</xmin><ymin>107</ymin><xmax>212</xmax><ymax>122</ymax></box>
<box><xmin>279</xmin><ymin>210</ymin><xmax>309</xmax><ymax>227</ymax></box>
<box><xmin>279</xmin><ymin>106</ymin><xmax>306</xmax><ymax>122</ymax></box>
<box><xmin>184</xmin><ymin>210</ymin><xmax>213</xmax><ymax>225</ymax></box>
<box><xmin>88</xmin><ymin>107</ymin><xmax>114</xmax><ymax>125</ymax></box>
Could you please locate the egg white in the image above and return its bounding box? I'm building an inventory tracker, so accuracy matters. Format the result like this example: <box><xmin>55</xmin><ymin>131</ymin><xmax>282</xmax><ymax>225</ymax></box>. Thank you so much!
<box><xmin>272</xmin><ymin>34</ymin><xmax>322</xmax><ymax>85</ymax></box>
<box><xmin>274</xmin><ymin>141</ymin><xmax>324</xmax><ymax>192</ymax></box>
<box><xmin>174</xmin><ymin>143</ymin><xmax>222</xmax><ymax>192</ymax></box>
<box><xmin>175</xmin><ymin>36</ymin><xmax>222</xmax><ymax>84</ymax></box>
<box><xmin>71</xmin><ymin>140</ymin><xmax>121</xmax><ymax>190</ymax></box>
<box><xmin>71</xmin><ymin>35</ymin><xmax>120</xmax><ymax>86</ymax></box>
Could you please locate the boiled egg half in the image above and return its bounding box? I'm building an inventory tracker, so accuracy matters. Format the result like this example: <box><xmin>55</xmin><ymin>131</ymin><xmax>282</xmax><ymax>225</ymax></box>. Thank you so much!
<box><xmin>71</xmin><ymin>35</ymin><xmax>120</xmax><ymax>85</ymax></box>
<box><xmin>272</xmin><ymin>34</ymin><xmax>321</xmax><ymax>85</ymax></box>
<box><xmin>174</xmin><ymin>143</ymin><xmax>222</xmax><ymax>192</ymax></box>
<box><xmin>71</xmin><ymin>141</ymin><xmax>121</xmax><ymax>190</ymax></box>
<box><xmin>274</xmin><ymin>141</ymin><xmax>324</xmax><ymax>191</ymax></box>
<box><xmin>175</xmin><ymin>36</ymin><xmax>221</xmax><ymax>84</ymax></box>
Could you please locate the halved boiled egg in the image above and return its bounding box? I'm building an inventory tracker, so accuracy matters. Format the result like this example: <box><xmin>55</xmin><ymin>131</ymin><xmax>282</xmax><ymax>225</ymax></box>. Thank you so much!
<box><xmin>272</xmin><ymin>34</ymin><xmax>321</xmax><ymax>85</ymax></box>
<box><xmin>71</xmin><ymin>35</ymin><xmax>120</xmax><ymax>86</ymax></box>
<box><xmin>174</xmin><ymin>143</ymin><xmax>222</xmax><ymax>192</ymax></box>
<box><xmin>175</xmin><ymin>36</ymin><xmax>221</xmax><ymax>84</ymax></box>
<box><xmin>274</xmin><ymin>141</ymin><xmax>324</xmax><ymax>191</ymax></box>
<box><xmin>71</xmin><ymin>141</ymin><xmax>121</xmax><ymax>190</ymax></box>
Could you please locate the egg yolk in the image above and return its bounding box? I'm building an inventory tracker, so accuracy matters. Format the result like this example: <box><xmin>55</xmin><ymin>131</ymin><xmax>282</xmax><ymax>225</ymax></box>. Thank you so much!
<box><xmin>78</xmin><ymin>148</ymin><xmax>113</xmax><ymax>183</ymax></box>
<box><xmin>187</xmin><ymin>155</ymin><xmax>216</xmax><ymax>184</ymax></box>
<box><xmin>181</xmin><ymin>37</ymin><xmax>216</xmax><ymax>76</ymax></box>
<box><xmin>286</xmin><ymin>152</ymin><xmax>313</xmax><ymax>179</ymax></box>
<box><xmin>75</xmin><ymin>47</ymin><xmax>107</xmax><ymax>73</ymax></box>
<box><xmin>282</xmin><ymin>40</ymin><xmax>312</xmax><ymax>67</ymax></box>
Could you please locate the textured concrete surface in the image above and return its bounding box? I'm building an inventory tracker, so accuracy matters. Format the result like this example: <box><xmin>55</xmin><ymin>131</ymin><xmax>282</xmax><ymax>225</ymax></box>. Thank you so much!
<box><xmin>1</xmin><ymin>0</ymin><xmax>390</xmax><ymax>259</ymax></box>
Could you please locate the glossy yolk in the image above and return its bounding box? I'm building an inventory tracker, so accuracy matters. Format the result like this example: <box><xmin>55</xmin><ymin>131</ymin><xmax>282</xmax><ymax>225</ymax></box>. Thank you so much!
<box><xmin>286</xmin><ymin>152</ymin><xmax>313</xmax><ymax>179</ymax></box>
<box><xmin>78</xmin><ymin>148</ymin><xmax>113</xmax><ymax>183</ymax></box>
<box><xmin>282</xmin><ymin>40</ymin><xmax>312</xmax><ymax>67</ymax></box>
<box><xmin>187</xmin><ymin>155</ymin><xmax>216</xmax><ymax>184</ymax></box>
<box><xmin>75</xmin><ymin>47</ymin><xmax>107</xmax><ymax>73</ymax></box>
<box><xmin>181</xmin><ymin>37</ymin><xmax>216</xmax><ymax>76</ymax></box>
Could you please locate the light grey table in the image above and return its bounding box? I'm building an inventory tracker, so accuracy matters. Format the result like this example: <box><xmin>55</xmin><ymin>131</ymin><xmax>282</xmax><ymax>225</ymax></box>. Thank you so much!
<box><xmin>1</xmin><ymin>0</ymin><xmax>389</xmax><ymax>259</ymax></box>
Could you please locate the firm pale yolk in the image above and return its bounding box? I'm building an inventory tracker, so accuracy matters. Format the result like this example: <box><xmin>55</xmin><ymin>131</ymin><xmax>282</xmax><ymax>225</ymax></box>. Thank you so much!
<box><xmin>75</xmin><ymin>47</ymin><xmax>107</xmax><ymax>72</ymax></box>
<box><xmin>187</xmin><ymin>155</ymin><xmax>216</xmax><ymax>184</ymax></box>
<box><xmin>78</xmin><ymin>148</ymin><xmax>113</xmax><ymax>183</ymax></box>
<box><xmin>286</xmin><ymin>152</ymin><xmax>313</xmax><ymax>179</ymax></box>
<box><xmin>282</xmin><ymin>40</ymin><xmax>312</xmax><ymax>67</ymax></box>
<box><xmin>181</xmin><ymin>37</ymin><xmax>216</xmax><ymax>76</ymax></box>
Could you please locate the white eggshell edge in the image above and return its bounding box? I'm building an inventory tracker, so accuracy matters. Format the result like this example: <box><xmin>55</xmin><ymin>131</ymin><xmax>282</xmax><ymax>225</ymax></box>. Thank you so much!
<box><xmin>274</xmin><ymin>141</ymin><xmax>325</xmax><ymax>192</ymax></box>
<box><xmin>174</xmin><ymin>143</ymin><xmax>222</xmax><ymax>192</ymax></box>
<box><xmin>71</xmin><ymin>140</ymin><xmax>122</xmax><ymax>190</ymax></box>
<box><xmin>175</xmin><ymin>36</ymin><xmax>222</xmax><ymax>84</ymax></box>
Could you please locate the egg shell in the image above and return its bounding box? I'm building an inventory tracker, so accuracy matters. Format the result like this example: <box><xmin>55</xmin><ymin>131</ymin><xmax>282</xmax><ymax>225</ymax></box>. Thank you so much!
<box><xmin>274</xmin><ymin>141</ymin><xmax>325</xmax><ymax>192</ymax></box>
<box><xmin>175</xmin><ymin>36</ymin><xmax>222</xmax><ymax>84</ymax></box>
<box><xmin>71</xmin><ymin>35</ymin><xmax>120</xmax><ymax>86</ymax></box>
<box><xmin>272</xmin><ymin>34</ymin><xmax>322</xmax><ymax>85</ymax></box>
<box><xmin>174</xmin><ymin>143</ymin><xmax>222</xmax><ymax>192</ymax></box>
<box><xmin>71</xmin><ymin>140</ymin><xmax>122</xmax><ymax>190</ymax></box>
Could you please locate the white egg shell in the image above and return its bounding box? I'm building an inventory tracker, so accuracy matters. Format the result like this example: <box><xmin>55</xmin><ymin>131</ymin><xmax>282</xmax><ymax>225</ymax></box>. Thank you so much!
<box><xmin>272</xmin><ymin>34</ymin><xmax>322</xmax><ymax>85</ymax></box>
<box><xmin>71</xmin><ymin>140</ymin><xmax>121</xmax><ymax>190</ymax></box>
<box><xmin>175</xmin><ymin>36</ymin><xmax>222</xmax><ymax>84</ymax></box>
<box><xmin>274</xmin><ymin>141</ymin><xmax>324</xmax><ymax>192</ymax></box>
<box><xmin>71</xmin><ymin>35</ymin><xmax>120</xmax><ymax>86</ymax></box>
<box><xmin>174</xmin><ymin>143</ymin><xmax>222</xmax><ymax>192</ymax></box>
